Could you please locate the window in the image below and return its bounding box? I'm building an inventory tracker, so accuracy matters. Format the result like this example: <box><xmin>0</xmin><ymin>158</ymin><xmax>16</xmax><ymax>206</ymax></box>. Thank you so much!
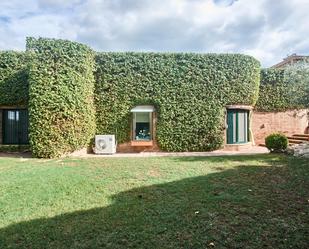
<box><xmin>227</xmin><ymin>109</ymin><xmax>249</xmax><ymax>144</ymax></box>
<box><xmin>131</xmin><ymin>105</ymin><xmax>155</xmax><ymax>141</ymax></box>
<box><xmin>133</xmin><ymin>112</ymin><xmax>152</xmax><ymax>140</ymax></box>
<box><xmin>3</xmin><ymin>109</ymin><xmax>29</xmax><ymax>144</ymax></box>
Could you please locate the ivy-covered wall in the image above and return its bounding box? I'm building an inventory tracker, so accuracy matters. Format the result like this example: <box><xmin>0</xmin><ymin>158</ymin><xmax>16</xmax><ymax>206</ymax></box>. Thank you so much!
<box><xmin>0</xmin><ymin>47</ymin><xmax>260</xmax><ymax>154</ymax></box>
<box><xmin>26</xmin><ymin>38</ymin><xmax>96</xmax><ymax>158</ymax></box>
<box><xmin>4</xmin><ymin>37</ymin><xmax>307</xmax><ymax>156</ymax></box>
<box><xmin>255</xmin><ymin>69</ymin><xmax>289</xmax><ymax>111</ymax></box>
<box><xmin>255</xmin><ymin>68</ymin><xmax>307</xmax><ymax>111</ymax></box>
<box><xmin>255</xmin><ymin>68</ymin><xmax>296</xmax><ymax>111</ymax></box>
<box><xmin>0</xmin><ymin>51</ymin><xmax>29</xmax><ymax>106</ymax></box>
<box><xmin>95</xmin><ymin>53</ymin><xmax>260</xmax><ymax>152</ymax></box>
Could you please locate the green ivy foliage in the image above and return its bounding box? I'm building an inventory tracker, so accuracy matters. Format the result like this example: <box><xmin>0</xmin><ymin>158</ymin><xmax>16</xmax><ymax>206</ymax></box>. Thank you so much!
<box><xmin>26</xmin><ymin>37</ymin><xmax>96</xmax><ymax>158</ymax></box>
<box><xmin>95</xmin><ymin>52</ymin><xmax>260</xmax><ymax>152</ymax></box>
<box><xmin>255</xmin><ymin>68</ymin><xmax>307</xmax><ymax>111</ymax></box>
<box><xmin>284</xmin><ymin>60</ymin><xmax>309</xmax><ymax>108</ymax></box>
<box><xmin>255</xmin><ymin>69</ymin><xmax>289</xmax><ymax>111</ymax></box>
<box><xmin>0</xmin><ymin>51</ymin><xmax>29</xmax><ymax>106</ymax></box>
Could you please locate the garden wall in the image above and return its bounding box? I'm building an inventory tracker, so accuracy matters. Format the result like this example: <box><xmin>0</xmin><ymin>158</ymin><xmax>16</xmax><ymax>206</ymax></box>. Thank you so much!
<box><xmin>252</xmin><ymin>109</ymin><xmax>309</xmax><ymax>145</ymax></box>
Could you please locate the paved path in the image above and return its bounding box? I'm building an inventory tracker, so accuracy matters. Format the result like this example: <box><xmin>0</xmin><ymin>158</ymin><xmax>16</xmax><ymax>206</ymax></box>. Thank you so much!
<box><xmin>71</xmin><ymin>146</ymin><xmax>269</xmax><ymax>158</ymax></box>
<box><xmin>0</xmin><ymin>146</ymin><xmax>269</xmax><ymax>158</ymax></box>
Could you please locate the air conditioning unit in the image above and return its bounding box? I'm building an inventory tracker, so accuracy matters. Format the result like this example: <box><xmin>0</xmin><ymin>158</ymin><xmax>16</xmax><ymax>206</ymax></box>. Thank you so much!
<box><xmin>94</xmin><ymin>135</ymin><xmax>117</xmax><ymax>154</ymax></box>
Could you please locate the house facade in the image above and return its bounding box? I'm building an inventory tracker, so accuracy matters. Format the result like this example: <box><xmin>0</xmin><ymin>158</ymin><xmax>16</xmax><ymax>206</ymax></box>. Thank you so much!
<box><xmin>271</xmin><ymin>54</ymin><xmax>309</xmax><ymax>69</ymax></box>
<box><xmin>0</xmin><ymin>38</ymin><xmax>308</xmax><ymax>157</ymax></box>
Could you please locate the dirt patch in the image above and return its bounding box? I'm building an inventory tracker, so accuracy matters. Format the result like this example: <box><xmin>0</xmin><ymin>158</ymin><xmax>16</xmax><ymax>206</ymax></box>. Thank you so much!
<box><xmin>0</xmin><ymin>152</ymin><xmax>32</xmax><ymax>158</ymax></box>
<box><xmin>147</xmin><ymin>169</ymin><xmax>162</xmax><ymax>178</ymax></box>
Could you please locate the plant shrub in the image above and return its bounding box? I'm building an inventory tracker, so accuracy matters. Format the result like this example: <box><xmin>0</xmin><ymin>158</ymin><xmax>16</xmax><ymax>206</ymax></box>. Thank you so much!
<box><xmin>95</xmin><ymin>52</ymin><xmax>260</xmax><ymax>152</ymax></box>
<box><xmin>265</xmin><ymin>133</ymin><xmax>288</xmax><ymax>152</ymax></box>
<box><xmin>0</xmin><ymin>51</ymin><xmax>29</xmax><ymax>106</ymax></box>
<box><xmin>26</xmin><ymin>37</ymin><xmax>96</xmax><ymax>158</ymax></box>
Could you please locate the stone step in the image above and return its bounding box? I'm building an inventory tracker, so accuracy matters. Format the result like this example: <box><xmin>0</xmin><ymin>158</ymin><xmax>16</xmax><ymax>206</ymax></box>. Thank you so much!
<box><xmin>288</xmin><ymin>139</ymin><xmax>305</xmax><ymax>144</ymax></box>
<box><xmin>293</xmin><ymin>134</ymin><xmax>309</xmax><ymax>138</ymax></box>
<box><xmin>287</xmin><ymin>136</ymin><xmax>309</xmax><ymax>141</ymax></box>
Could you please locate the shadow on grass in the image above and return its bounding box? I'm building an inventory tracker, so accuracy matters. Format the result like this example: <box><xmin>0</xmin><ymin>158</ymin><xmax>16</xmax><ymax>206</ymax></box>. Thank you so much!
<box><xmin>0</xmin><ymin>156</ymin><xmax>308</xmax><ymax>249</ymax></box>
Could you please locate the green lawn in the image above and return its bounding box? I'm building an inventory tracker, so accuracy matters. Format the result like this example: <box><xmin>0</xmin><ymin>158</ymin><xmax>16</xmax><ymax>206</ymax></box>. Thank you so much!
<box><xmin>0</xmin><ymin>154</ymin><xmax>308</xmax><ymax>248</ymax></box>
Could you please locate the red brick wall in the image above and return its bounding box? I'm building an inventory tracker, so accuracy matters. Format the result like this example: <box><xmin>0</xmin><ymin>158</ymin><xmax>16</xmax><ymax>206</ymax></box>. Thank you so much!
<box><xmin>115</xmin><ymin>109</ymin><xmax>309</xmax><ymax>152</ymax></box>
<box><xmin>117</xmin><ymin>141</ymin><xmax>160</xmax><ymax>153</ymax></box>
<box><xmin>251</xmin><ymin>109</ymin><xmax>309</xmax><ymax>145</ymax></box>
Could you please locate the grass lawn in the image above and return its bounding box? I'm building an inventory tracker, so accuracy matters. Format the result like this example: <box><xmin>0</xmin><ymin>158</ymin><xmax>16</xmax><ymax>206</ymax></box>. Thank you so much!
<box><xmin>0</xmin><ymin>154</ymin><xmax>308</xmax><ymax>248</ymax></box>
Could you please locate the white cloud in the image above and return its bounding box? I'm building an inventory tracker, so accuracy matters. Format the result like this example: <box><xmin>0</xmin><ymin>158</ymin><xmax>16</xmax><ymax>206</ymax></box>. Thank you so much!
<box><xmin>0</xmin><ymin>0</ymin><xmax>308</xmax><ymax>67</ymax></box>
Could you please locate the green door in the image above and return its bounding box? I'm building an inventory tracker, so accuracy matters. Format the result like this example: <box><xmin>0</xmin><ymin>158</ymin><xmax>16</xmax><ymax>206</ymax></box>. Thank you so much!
<box><xmin>227</xmin><ymin>109</ymin><xmax>249</xmax><ymax>144</ymax></box>
<box><xmin>3</xmin><ymin>109</ymin><xmax>29</xmax><ymax>144</ymax></box>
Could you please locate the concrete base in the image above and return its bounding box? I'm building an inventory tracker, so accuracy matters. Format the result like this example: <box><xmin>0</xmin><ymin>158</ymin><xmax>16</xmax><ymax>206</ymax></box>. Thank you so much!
<box><xmin>69</xmin><ymin>146</ymin><xmax>268</xmax><ymax>158</ymax></box>
<box><xmin>224</xmin><ymin>142</ymin><xmax>252</xmax><ymax>151</ymax></box>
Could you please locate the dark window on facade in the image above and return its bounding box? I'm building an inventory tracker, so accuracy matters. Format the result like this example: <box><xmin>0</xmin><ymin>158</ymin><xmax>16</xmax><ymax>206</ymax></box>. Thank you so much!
<box><xmin>3</xmin><ymin>109</ymin><xmax>29</xmax><ymax>144</ymax></box>
<box><xmin>227</xmin><ymin>109</ymin><xmax>249</xmax><ymax>144</ymax></box>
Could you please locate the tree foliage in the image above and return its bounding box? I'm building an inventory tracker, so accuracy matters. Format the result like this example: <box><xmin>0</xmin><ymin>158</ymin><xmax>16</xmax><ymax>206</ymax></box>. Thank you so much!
<box><xmin>256</xmin><ymin>61</ymin><xmax>309</xmax><ymax>112</ymax></box>
<box><xmin>284</xmin><ymin>59</ymin><xmax>309</xmax><ymax>107</ymax></box>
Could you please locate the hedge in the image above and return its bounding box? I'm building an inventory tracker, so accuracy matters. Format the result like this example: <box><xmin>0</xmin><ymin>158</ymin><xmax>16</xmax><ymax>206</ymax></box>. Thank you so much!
<box><xmin>95</xmin><ymin>52</ymin><xmax>260</xmax><ymax>152</ymax></box>
<box><xmin>0</xmin><ymin>51</ymin><xmax>29</xmax><ymax>106</ymax></box>
<box><xmin>255</xmin><ymin>68</ymin><xmax>307</xmax><ymax>111</ymax></box>
<box><xmin>26</xmin><ymin>37</ymin><xmax>96</xmax><ymax>158</ymax></box>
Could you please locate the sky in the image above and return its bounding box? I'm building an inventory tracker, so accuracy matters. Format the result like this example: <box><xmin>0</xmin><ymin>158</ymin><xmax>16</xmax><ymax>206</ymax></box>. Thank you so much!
<box><xmin>0</xmin><ymin>0</ymin><xmax>308</xmax><ymax>67</ymax></box>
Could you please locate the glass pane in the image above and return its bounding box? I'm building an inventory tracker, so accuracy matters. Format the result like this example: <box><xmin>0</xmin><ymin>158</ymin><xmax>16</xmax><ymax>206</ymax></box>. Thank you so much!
<box><xmin>8</xmin><ymin>111</ymin><xmax>15</xmax><ymax>120</ymax></box>
<box><xmin>244</xmin><ymin>112</ymin><xmax>248</xmax><ymax>142</ymax></box>
<box><xmin>238</xmin><ymin>112</ymin><xmax>245</xmax><ymax>142</ymax></box>
<box><xmin>233</xmin><ymin>112</ymin><xmax>236</xmax><ymax>143</ymax></box>
<box><xmin>4</xmin><ymin>111</ymin><xmax>18</xmax><ymax>144</ymax></box>
<box><xmin>227</xmin><ymin>110</ymin><xmax>234</xmax><ymax>144</ymax></box>
<box><xmin>134</xmin><ymin>112</ymin><xmax>151</xmax><ymax>140</ymax></box>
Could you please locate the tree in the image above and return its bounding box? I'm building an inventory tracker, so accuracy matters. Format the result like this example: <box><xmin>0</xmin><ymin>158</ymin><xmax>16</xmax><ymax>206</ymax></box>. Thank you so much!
<box><xmin>284</xmin><ymin>58</ymin><xmax>309</xmax><ymax>107</ymax></box>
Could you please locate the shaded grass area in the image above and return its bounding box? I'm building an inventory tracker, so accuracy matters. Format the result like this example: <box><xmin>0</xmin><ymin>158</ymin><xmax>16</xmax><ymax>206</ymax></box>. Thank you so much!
<box><xmin>0</xmin><ymin>155</ymin><xmax>308</xmax><ymax>248</ymax></box>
